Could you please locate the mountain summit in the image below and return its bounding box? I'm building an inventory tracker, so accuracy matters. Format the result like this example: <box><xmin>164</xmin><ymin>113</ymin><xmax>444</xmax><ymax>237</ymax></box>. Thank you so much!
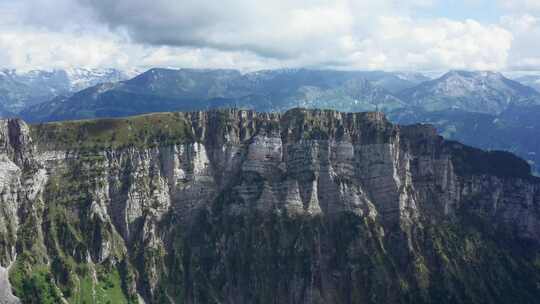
<box><xmin>399</xmin><ymin>70</ymin><xmax>540</xmax><ymax>114</ymax></box>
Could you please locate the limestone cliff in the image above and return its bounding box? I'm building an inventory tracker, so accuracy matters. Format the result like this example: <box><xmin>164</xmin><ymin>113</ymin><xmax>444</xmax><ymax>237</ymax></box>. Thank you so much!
<box><xmin>0</xmin><ymin>108</ymin><xmax>539</xmax><ymax>303</ymax></box>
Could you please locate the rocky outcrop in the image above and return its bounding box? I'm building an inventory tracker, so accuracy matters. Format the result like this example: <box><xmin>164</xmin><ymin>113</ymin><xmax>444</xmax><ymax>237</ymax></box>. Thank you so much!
<box><xmin>1</xmin><ymin>109</ymin><xmax>540</xmax><ymax>303</ymax></box>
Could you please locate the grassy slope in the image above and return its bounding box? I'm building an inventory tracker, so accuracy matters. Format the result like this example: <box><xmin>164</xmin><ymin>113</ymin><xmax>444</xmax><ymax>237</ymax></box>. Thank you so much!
<box><xmin>30</xmin><ymin>112</ymin><xmax>194</xmax><ymax>150</ymax></box>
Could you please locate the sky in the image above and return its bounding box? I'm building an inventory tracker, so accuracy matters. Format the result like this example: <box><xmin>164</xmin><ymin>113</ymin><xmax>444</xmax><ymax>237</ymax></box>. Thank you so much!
<box><xmin>0</xmin><ymin>0</ymin><xmax>539</xmax><ymax>72</ymax></box>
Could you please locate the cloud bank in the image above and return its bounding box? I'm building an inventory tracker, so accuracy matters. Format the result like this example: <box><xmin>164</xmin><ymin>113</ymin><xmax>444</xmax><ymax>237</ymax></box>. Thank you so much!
<box><xmin>0</xmin><ymin>0</ymin><xmax>537</xmax><ymax>71</ymax></box>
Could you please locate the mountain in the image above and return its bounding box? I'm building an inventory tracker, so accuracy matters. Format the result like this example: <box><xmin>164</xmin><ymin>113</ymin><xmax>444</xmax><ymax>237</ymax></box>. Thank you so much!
<box><xmin>398</xmin><ymin>70</ymin><xmax>540</xmax><ymax>114</ymax></box>
<box><xmin>389</xmin><ymin>104</ymin><xmax>540</xmax><ymax>175</ymax></box>
<box><xmin>515</xmin><ymin>75</ymin><xmax>540</xmax><ymax>92</ymax></box>
<box><xmin>0</xmin><ymin>68</ymin><xmax>132</xmax><ymax>113</ymax></box>
<box><xmin>359</xmin><ymin>71</ymin><xmax>431</xmax><ymax>93</ymax></box>
<box><xmin>233</xmin><ymin>69</ymin><xmax>429</xmax><ymax>95</ymax></box>
<box><xmin>21</xmin><ymin>68</ymin><xmax>408</xmax><ymax>122</ymax></box>
<box><xmin>21</xmin><ymin>69</ymin><xmax>247</xmax><ymax>122</ymax></box>
<box><xmin>29</xmin><ymin>68</ymin><xmax>540</xmax><ymax>124</ymax></box>
<box><xmin>2</xmin><ymin>108</ymin><xmax>540</xmax><ymax>303</ymax></box>
<box><xmin>64</xmin><ymin>68</ymin><xmax>137</xmax><ymax>92</ymax></box>
<box><xmin>20</xmin><ymin>68</ymin><xmax>540</xmax><ymax>180</ymax></box>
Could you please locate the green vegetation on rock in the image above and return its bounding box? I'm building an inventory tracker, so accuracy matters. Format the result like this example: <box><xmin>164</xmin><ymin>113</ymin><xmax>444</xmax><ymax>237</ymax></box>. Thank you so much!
<box><xmin>30</xmin><ymin>112</ymin><xmax>194</xmax><ymax>150</ymax></box>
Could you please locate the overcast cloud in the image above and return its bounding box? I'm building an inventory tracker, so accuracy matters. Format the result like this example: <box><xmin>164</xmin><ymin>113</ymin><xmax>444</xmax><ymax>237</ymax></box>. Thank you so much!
<box><xmin>0</xmin><ymin>0</ymin><xmax>538</xmax><ymax>72</ymax></box>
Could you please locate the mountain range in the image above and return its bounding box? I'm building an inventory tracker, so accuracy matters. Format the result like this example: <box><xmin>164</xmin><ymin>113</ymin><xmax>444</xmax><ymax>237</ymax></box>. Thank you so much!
<box><xmin>3</xmin><ymin>67</ymin><xmax>540</xmax><ymax>174</ymax></box>
<box><xmin>0</xmin><ymin>68</ymin><xmax>133</xmax><ymax>114</ymax></box>
<box><xmin>20</xmin><ymin>68</ymin><xmax>423</xmax><ymax>122</ymax></box>
<box><xmin>15</xmin><ymin>68</ymin><xmax>540</xmax><ymax>123</ymax></box>
<box><xmin>2</xmin><ymin>67</ymin><xmax>540</xmax><ymax>303</ymax></box>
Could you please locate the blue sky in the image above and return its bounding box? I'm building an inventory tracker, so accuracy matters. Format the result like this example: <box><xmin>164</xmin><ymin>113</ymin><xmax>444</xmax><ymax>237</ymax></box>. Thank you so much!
<box><xmin>0</xmin><ymin>0</ymin><xmax>538</xmax><ymax>72</ymax></box>
<box><xmin>415</xmin><ymin>1</ymin><xmax>500</xmax><ymax>22</ymax></box>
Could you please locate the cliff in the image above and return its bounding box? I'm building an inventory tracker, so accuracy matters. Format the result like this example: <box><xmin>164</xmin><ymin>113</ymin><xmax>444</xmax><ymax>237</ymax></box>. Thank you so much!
<box><xmin>0</xmin><ymin>108</ymin><xmax>539</xmax><ymax>303</ymax></box>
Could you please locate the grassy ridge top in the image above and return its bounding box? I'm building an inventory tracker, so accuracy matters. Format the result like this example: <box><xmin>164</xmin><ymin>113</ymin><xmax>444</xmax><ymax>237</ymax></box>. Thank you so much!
<box><xmin>30</xmin><ymin>112</ymin><xmax>193</xmax><ymax>150</ymax></box>
<box><xmin>28</xmin><ymin>108</ymin><xmax>393</xmax><ymax>151</ymax></box>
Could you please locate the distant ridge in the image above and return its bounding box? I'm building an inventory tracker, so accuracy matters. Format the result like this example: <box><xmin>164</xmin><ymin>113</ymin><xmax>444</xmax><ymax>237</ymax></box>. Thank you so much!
<box><xmin>398</xmin><ymin>70</ymin><xmax>540</xmax><ymax>114</ymax></box>
<box><xmin>21</xmin><ymin>68</ymin><xmax>419</xmax><ymax>122</ymax></box>
<box><xmin>0</xmin><ymin>68</ymin><xmax>131</xmax><ymax>113</ymax></box>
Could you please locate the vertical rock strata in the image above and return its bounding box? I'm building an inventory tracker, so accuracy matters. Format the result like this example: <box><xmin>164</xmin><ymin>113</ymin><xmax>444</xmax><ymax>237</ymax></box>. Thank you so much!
<box><xmin>0</xmin><ymin>108</ymin><xmax>538</xmax><ymax>303</ymax></box>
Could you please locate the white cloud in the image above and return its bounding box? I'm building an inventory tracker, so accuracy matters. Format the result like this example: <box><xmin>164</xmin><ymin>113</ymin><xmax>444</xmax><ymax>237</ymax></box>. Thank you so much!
<box><xmin>500</xmin><ymin>14</ymin><xmax>540</xmax><ymax>71</ymax></box>
<box><xmin>0</xmin><ymin>22</ymin><xmax>136</xmax><ymax>71</ymax></box>
<box><xmin>498</xmin><ymin>0</ymin><xmax>540</xmax><ymax>12</ymax></box>
<box><xmin>371</xmin><ymin>18</ymin><xmax>513</xmax><ymax>70</ymax></box>
<box><xmin>0</xmin><ymin>0</ymin><xmax>529</xmax><ymax>71</ymax></box>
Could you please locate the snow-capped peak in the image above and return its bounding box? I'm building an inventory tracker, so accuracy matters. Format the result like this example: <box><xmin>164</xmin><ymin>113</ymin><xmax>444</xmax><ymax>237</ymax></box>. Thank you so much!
<box><xmin>63</xmin><ymin>68</ymin><xmax>130</xmax><ymax>90</ymax></box>
<box><xmin>0</xmin><ymin>67</ymin><xmax>133</xmax><ymax>113</ymax></box>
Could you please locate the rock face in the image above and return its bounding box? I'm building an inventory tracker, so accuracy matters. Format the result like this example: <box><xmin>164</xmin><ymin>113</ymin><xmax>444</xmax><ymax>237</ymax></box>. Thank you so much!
<box><xmin>1</xmin><ymin>108</ymin><xmax>540</xmax><ymax>303</ymax></box>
